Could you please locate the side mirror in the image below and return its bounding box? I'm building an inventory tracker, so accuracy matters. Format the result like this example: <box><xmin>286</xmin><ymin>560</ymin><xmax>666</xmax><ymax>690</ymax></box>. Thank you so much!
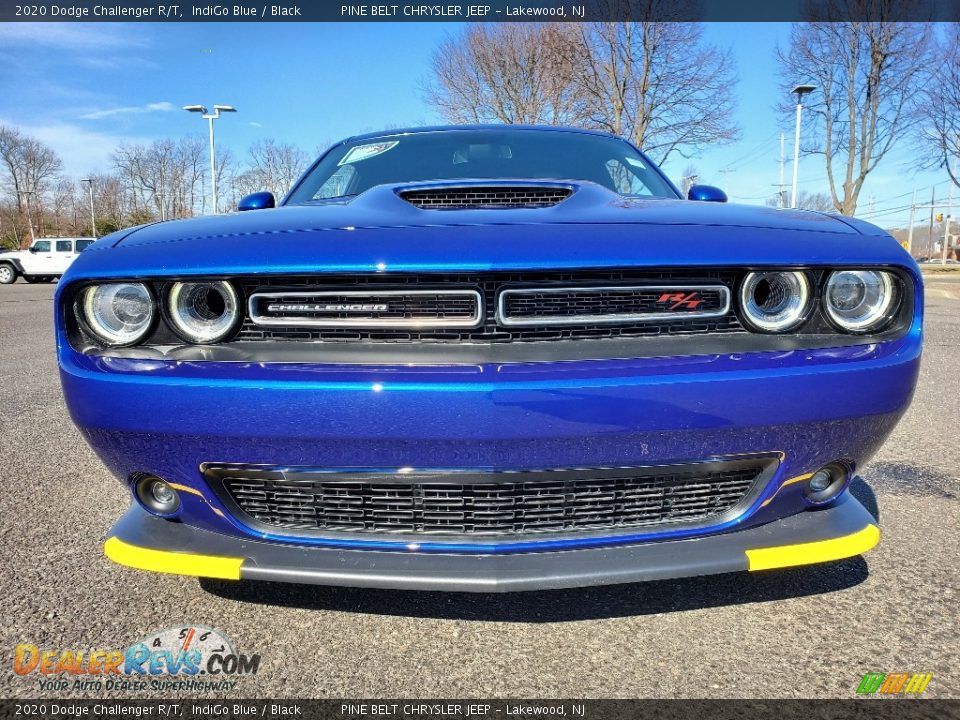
<box><xmin>687</xmin><ymin>184</ymin><xmax>728</xmax><ymax>203</ymax></box>
<box><xmin>28</xmin><ymin>245</ymin><xmax>38</xmax><ymax>253</ymax></box>
<box><xmin>237</xmin><ymin>191</ymin><xmax>276</xmax><ymax>212</ymax></box>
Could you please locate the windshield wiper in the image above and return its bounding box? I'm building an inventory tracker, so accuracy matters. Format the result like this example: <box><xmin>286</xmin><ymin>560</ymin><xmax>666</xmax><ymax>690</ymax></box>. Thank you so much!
<box><xmin>310</xmin><ymin>194</ymin><xmax>358</xmax><ymax>202</ymax></box>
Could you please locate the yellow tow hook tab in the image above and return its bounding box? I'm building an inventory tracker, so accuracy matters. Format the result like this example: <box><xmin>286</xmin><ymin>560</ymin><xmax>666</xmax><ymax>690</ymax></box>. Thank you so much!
<box><xmin>104</xmin><ymin>536</ymin><xmax>242</xmax><ymax>580</ymax></box>
<box><xmin>745</xmin><ymin>524</ymin><xmax>880</xmax><ymax>571</ymax></box>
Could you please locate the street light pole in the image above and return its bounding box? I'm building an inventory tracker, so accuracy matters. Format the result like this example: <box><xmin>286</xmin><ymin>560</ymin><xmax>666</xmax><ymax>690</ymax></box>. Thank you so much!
<box><xmin>80</xmin><ymin>178</ymin><xmax>96</xmax><ymax>239</ymax></box>
<box><xmin>184</xmin><ymin>104</ymin><xmax>236</xmax><ymax>215</ymax></box>
<box><xmin>790</xmin><ymin>84</ymin><xmax>816</xmax><ymax>209</ymax></box>
<box><xmin>207</xmin><ymin>114</ymin><xmax>216</xmax><ymax>215</ymax></box>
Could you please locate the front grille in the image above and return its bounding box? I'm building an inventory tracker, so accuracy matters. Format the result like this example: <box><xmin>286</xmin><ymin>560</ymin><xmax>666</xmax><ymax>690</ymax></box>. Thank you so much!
<box><xmin>399</xmin><ymin>186</ymin><xmax>572</xmax><ymax>210</ymax></box>
<box><xmin>499</xmin><ymin>285</ymin><xmax>730</xmax><ymax>326</ymax></box>
<box><xmin>206</xmin><ymin>461</ymin><xmax>769</xmax><ymax>540</ymax></box>
<box><xmin>249</xmin><ymin>289</ymin><xmax>482</xmax><ymax>328</ymax></box>
<box><xmin>235</xmin><ymin>269</ymin><xmax>745</xmax><ymax>344</ymax></box>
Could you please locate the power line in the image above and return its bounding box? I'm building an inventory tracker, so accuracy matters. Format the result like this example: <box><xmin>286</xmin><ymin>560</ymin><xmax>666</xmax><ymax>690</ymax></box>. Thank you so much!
<box><xmin>720</xmin><ymin>131</ymin><xmax>781</xmax><ymax>173</ymax></box>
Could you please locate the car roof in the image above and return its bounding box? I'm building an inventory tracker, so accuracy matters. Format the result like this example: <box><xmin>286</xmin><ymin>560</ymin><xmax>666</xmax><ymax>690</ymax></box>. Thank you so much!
<box><xmin>344</xmin><ymin>124</ymin><xmax>622</xmax><ymax>143</ymax></box>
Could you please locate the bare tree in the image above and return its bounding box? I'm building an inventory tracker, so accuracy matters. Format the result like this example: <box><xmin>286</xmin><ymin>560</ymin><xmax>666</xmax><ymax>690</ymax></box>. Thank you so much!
<box><xmin>113</xmin><ymin>137</ymin><xmax>207</xmax><ymax>221</ymax></box>
<box><xmin>917</xmin><ymin>23</ymin><xmax>960</xmax><ymax>188</ymax></box>
<box><xmin>778</xmin><ymin>15</ymin><xmax>933</xmax><ymax>215</ymax></box>
<box><xmin>423</xmin><ymin>20</ymin><xmax>738</xmax><ymax>163</ymax></box>
<box><xmin>424</xmin><ymin>24</ymin><xmax>586</xmax><ymax>126</ymax></box>
<box><xmin>572</xmin><ymin>20</ymin><xmax>739</xmax><ymax>163</ymax></box>
<box><xmin>679</xmin><ymin>163</ymin><xmax>700</xmax><ymax>195</ymax></box>
<box><xmin>766</xmin><ymin>189</ymin><xmax>835</xmax><ymax>212</ymax></box>
<box><xmin>0</xmin><ymin>125</ymin><xmax>63</xmax><ymax>248</ymax></box>
<box><xmin>85</xmin><ymin>173</ymin><xmax>130</xmax><ymax>235</ymax></box>
<box><xmin>232</xmin><ymin>139</ymin><xmax>309</xmax><ymax>199</ymax></box>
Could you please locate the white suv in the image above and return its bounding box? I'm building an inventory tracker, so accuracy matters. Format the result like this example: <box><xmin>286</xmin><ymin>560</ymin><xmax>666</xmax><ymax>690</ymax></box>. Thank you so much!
<box><xmin>0</xmin><ymin>237</ymin><xmax>95</xmax><ymax>284</ymax></box>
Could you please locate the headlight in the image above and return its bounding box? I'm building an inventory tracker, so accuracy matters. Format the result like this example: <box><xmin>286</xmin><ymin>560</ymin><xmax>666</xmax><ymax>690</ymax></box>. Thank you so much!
<box><xmin>739</xmin><ymin>271</ymin><xmax>811</xmax><ymax>332</ymax></box>
<box><xmin>824</xmin><ymin>270</ymin><xmax>896</xmax><ymax>332</ymax></box>
<box><xmin>80</xmin><ymin>283</ymin><xmax>155</xmax><ymax>346</ymax></box>
<box><xmin>166</xmin><ymin>281</ymin><xmax>240</xmax><ymax>344</ymax></box>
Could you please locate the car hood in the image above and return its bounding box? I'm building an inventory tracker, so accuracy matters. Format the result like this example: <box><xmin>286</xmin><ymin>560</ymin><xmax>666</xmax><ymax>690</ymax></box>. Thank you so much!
<box><xmin>115</xmin><ymin>181</ymin><xmax>860</xmax><ymax>243</ymax></box>
<box><xmin>66</xmin><ymin>181</ymin><xmax>913</xmax><ymax>280</ymax></box>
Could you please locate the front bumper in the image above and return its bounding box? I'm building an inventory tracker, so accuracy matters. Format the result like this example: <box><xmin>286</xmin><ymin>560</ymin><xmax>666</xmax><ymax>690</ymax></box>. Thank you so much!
<box><xmin>62</xmin><ymin>334</ymin><xmax>919</xmax><ymax>545</ymax></box>
<box><xmin>105</xmin><ymin>495</ymin><xmax>879</xmax><ymax>592</ymax></box>
<box><xmin>62</xmin><ymin>318</ymin><xmax>918</xmax><ymax>589</ymax></box>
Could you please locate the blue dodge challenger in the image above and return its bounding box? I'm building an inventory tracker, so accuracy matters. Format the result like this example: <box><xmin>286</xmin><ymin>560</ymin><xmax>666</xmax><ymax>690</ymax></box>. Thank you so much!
<box><xmin>56</xmin><ymin>126</ymin><xmax>922</xmax><ymax>591</ymax></box>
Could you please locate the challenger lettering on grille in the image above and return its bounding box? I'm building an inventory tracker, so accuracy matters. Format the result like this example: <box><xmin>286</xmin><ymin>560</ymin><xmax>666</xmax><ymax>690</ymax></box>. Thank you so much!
<box><xmin>267</xmin><ymin>303</ymin><xmax>389</xmax><ymax>313</ymax></box>
<box><xmin>249</xmin><ymin>289</ymin><xmax>484</xmax><ymax>328</ymax></box>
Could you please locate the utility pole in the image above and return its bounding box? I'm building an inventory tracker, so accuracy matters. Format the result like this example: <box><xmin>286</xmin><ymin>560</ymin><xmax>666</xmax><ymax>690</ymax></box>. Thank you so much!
<box><xmin>80</xmin><ymin>178</ymin><xmax>96</xmax><ymax>239</ymax></box>
<box><xmin>906</xmin><ymin>187</ymin><xmax>917</xmax><ymax>255</ymax></box>
<box><xmin>944</xmin><ymin>182</ymin><xmax>954</xmax><ymax>263</ymax></box>
<box><xmin>928</xmin><ymin>186</ymin><xmax>936</xmax><ymax>257</ymax></box>
<box><xmin>778</xmin><ymin>133</ymin><xmax>786</xmax><ymax>208</ymax></box>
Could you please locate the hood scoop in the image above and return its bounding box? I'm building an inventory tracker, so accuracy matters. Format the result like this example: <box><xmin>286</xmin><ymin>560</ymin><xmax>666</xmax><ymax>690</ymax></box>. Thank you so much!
<box><xmin>397</xmin><ymin>184</ymin><xmax>573</xmax><ymax>210</ymax></box>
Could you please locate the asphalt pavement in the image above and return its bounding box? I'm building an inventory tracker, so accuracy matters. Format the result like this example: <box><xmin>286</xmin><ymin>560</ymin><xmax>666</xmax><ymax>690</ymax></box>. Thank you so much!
<box><xmin>1</xmin><ymin>279</ymin><xmax>957</xmax><ymax>699</ymax></box>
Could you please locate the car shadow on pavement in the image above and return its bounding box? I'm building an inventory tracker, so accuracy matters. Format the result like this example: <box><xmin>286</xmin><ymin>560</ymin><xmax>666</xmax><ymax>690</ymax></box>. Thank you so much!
<box><xmin>849</xmin><ymin>476</ymin><xmax>879</xmax><ymax>521</ymax></box>
<box><xmin>201</xmin><ymin>555</ymin><xmax>872</xmax><ymax>623</ymax></box>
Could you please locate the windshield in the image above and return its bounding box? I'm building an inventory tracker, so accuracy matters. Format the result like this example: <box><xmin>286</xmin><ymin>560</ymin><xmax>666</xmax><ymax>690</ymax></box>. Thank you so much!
<box><xmin>286</xmin><ymin>129</ymin><xmax>678</xmax><ymax>203</ymax></box>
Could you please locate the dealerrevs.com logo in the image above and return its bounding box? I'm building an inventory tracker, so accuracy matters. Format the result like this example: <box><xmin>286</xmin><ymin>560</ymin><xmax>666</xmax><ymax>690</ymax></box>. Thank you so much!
<box><xmin>14</xmin><ymin>625</ymin><xmax>261</xmax><ymax>693</ymax></box>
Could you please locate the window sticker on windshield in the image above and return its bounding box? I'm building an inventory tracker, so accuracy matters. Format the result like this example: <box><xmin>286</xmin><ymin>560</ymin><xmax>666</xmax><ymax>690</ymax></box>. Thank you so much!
<box><xmin>338</xmin><ymin>141</ymin><xmax>399</xmax><ymax>166</ymax></box>
<box><xmin>624</xmin><ymin>156</ymin><xmax>646</xmax><ymax>169</ymax></box>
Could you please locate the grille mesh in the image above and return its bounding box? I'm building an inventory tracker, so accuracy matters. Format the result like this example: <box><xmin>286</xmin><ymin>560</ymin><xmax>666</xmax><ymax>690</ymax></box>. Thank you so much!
<box><xmin>211</xmin><ymin>464</ymin><xmax>765</xmax><ymax>538</ymax></box>
<box><xmin>400</xmin><ymin>186</ymin><xmax>572</xmax><ymax>209</ymax></box>
<box><xmin>502</xmin><ymin>286</ymin><xmax>728</xmax><ymax>322</ymax></box>
<box><xmin>236</xmin><ymin>269</ymin><xmax>745</xmax><ymax>344</ymax></box>
<box><xmin>250</xmin><ymin>291</ymin><xmax>480</xmax><ymax>327</ymax></box>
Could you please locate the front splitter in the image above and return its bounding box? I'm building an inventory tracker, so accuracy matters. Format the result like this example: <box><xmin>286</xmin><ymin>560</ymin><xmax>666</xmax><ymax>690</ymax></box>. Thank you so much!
<box><xmin>104</xmin><ymin>495</ymin><xmax>879</xmax><ymax>592</ymax></box>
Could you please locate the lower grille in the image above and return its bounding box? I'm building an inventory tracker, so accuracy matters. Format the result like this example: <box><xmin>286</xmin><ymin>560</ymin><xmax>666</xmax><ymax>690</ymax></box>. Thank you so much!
<box><xmin>205</xmin><ymin>460</ymin><xmax>771</xmax><ymax>540</ymax></box>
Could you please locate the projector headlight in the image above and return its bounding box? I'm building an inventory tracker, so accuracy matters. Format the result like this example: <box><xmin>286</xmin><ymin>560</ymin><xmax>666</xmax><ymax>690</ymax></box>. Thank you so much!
<box><xmin>824</xmin><ymin>270</ymin><xmax>896</xmax><ymax>333</ymax></box>
<box><xmin>739</xmin><ymin>271</ymin><xmax>811</xmax><ymax>333</ymax></box>
<box><xmin>166</xmin><ymin>281</ymin><xmax>240</xmax><ymax>344</ymax></box>
<box><xmin>80</xmin><ymin>283</ymin><xmax>155</xmax><ymax>347</ymax></box>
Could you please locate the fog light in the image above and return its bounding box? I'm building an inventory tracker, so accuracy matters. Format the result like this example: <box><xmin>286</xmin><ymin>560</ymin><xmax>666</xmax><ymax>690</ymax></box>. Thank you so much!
<box><xmin>134</xmin><ymin>475</ymin><xmax>181</xmax><ymax>516</ymax></box>
<box><xmin>804</xmin><ymin>463</ymin><xmax>850</xmax><ymax>506</ymax></box>
<box><xmin>150</xmin><ymin>481</ymin><xmax>176</xmax><ymax>505</ymax></box>
<box><xmin>809</xmin><ymin>470</ymin><xmax>833</xmax><ymax>492</ymax></box>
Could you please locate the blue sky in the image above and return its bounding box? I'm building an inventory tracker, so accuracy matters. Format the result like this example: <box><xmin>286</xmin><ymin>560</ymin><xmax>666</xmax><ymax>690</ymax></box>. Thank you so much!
<box><xmin>0</xmin><ymin>22</ymin><xmax>951</xmax><ymax>227</ymax></box>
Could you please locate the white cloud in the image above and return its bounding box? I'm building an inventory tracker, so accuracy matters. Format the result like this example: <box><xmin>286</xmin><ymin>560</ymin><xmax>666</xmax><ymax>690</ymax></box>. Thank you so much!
<box><xmin>0</xmin><ymin>117</ymin><xmax>150</xmax><ymax>176</ymax></box>
<box><xmin>248</xmin><ymin>122</ymin><xmax>263</xmax><ymax>128</ymax></box>
<box><xmin>75</xmin><ymin>55</ymin><xmax>159</xmax><ymax>71</ymax></box>
<box><xmin>79</xmin><ymin>101</ymin><xmax>177</xmax><ymax>121</ymax></box>
<box><xmin>0</xmin><ymin>23</ymin><xmax>146</xmax><ymax>50</ymax></box>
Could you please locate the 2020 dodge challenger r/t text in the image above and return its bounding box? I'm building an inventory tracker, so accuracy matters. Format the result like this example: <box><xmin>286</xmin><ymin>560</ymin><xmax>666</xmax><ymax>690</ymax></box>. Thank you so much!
<box><xmin>56</xmin><ymin>126</ymin><xmax>921</xmax><ymax>591</ymax></box>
